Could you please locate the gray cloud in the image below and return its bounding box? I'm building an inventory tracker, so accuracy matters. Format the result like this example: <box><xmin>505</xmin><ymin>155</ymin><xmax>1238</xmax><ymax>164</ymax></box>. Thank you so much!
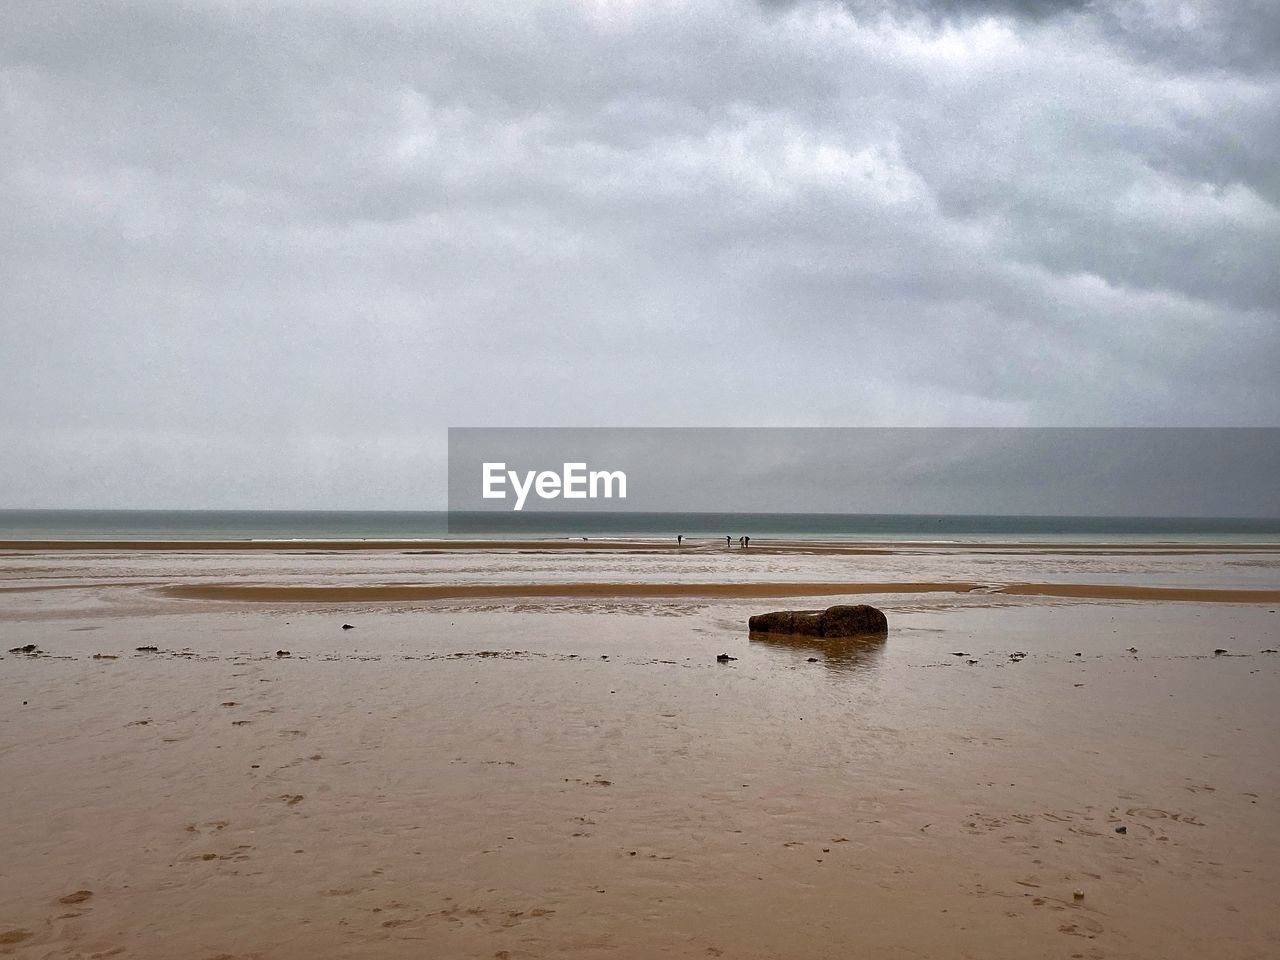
<box><xmin>1</xmin><ymin>0</ymin><xmax>1276</xmax><ymax>508</ymax></box>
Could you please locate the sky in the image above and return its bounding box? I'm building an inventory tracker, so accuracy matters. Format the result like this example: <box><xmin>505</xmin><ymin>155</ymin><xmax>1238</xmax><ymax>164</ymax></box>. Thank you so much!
<box><xmin>2</xmin><ymin>0</ymin><xmax>1277</xmax><ymax>509</ymax></box>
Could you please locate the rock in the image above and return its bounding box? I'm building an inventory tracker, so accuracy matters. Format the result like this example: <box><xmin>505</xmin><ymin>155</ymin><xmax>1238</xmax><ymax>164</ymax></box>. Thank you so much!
<box><xmin>1115</xmin><ymin>825</ymin><xmax>1127</xmax><ymax>834</ymax></box>
<box><xmin>1073</xmin><ymin>889</ymin><xmax>1085</xmax><ymax>900</ymax></box>
<box><xmin>748</xmin><ymin>604</ymin><xmax>887</xmax><ymax>638</ymax></box>
<box><xmin>806</xmin><ymin>657</ymin><xmax>819</xmax><ymax>662</ymax></box>
<box><xmin>1214</xmin><ymin>648</ymin><xmax>1227</xmax><ymax>655</ymax></box>
<box><xmin>341</xmin><ymin>623</ymin><xmax>355</xmax><ymax>630</ymax></box>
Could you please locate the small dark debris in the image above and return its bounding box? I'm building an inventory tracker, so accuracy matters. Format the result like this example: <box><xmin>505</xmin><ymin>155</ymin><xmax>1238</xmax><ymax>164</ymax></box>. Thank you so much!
<box><xmin>1127</xmin><ymin>647</ymin><xmax>1138</xmax><ymax>653</ymax></box>
<box><xmin>1262</xmin><ymin>649</ymin><xmax>1277</xmax><ymax>654</ymax></box>
<box><xmin>276</xmin><ymin>650</ymin><xmax>291</xmax><ymax>657</ymax></box>
<box><xmin>967</xmin><ymin>659</ymin><xmax>978</xmax><ymax>665</ymax></box>
<box><xmin>1214</xmin><ymin>648</ymin><xmax>1228</xmax><ymax>656</ymax></box>
<box><xmin>341</xmin><ymin>623</ymin><xmax>354</xmax><ymax>630</ymax></box>
<box><xmin>716</xmin><ymin>653</ymin><xmax>737</xmax><ymax>663</ymax></box>
<box><xmin>951</xmin><ymin>652</ymin><xmax>969</xmax><ymax>657</ymax></box>
<box><xmin>1115</xmin><ymin>825</ymin><xmax>1127</xmax><ymax>834</ymax></box>
<box><xmin>135</xmin><ymin>646</ymin><xmax>159</xmax><ymax>652</ymax></box>
<box><xmin>8</xmin><ymin>644</ymin><xmax>38</xmax><ymax>654</ymax></box>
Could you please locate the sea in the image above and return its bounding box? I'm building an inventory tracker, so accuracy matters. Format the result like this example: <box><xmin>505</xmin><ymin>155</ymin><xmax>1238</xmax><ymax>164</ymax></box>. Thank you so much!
<box><xmin>1</xmin><ymin>510</ymin><xmax>1278</xmax><ymax>543</ymax></box>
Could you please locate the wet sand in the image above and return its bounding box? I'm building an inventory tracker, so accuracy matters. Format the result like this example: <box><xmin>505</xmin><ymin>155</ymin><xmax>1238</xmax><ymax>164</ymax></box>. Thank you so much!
<box><xmin>2</xmin><ymin>541</ymin><xmax>1279</xmax><ymax>958</ymax></box>
<box><xmin>154</xmin><ymin>581</ymin><xmax>1280</xmax><ymax>604</ymax></box>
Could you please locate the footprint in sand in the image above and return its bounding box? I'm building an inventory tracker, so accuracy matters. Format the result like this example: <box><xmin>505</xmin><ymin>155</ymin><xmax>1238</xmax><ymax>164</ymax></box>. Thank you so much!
<box><xmin>58</xmin><ymin>890</ymin><xmax>94</xmax><ymax>905</ymax></box>
<box><xmin>1125</xmin><ymin>807</ymin><xmax>1204</xmax><ymax>825</ymax></box>
<box><xmin>0</xmin><ymin>929</ymin><xmax>33</xmax><ymax>945</ymax></box>
<box><xmin>185</xmin><ymin>821</ymin><xmax>228</xmax><ymax>834</ymax></box>
<box><xmin>281</xmin><ymin>794</ymin><xmax>305</xmax><ymax>806</ymax></box>
<box><xmin>1058</xmin><ymin>915</ymin><xmax>1105</xmax><ymax>938</ymax></box>
<box><xmin>192</xmin><ymin>845</ymin><xmax>252</xmax><ymax>862</ymax></box>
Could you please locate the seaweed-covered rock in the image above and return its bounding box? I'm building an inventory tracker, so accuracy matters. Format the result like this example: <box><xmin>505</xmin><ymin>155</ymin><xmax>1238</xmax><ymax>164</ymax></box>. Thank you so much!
<box><xmin>748</xmin><ymin>604</ymin><xmax>887</xmax><ymax>638</ymax></box>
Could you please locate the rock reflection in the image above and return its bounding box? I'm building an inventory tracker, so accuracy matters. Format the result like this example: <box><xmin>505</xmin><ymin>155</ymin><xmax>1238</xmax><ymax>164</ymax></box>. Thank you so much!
<box><xmin>749</xmin><ymin>630</ymin><xmax>887</xmax><ymax>674</ymax></box>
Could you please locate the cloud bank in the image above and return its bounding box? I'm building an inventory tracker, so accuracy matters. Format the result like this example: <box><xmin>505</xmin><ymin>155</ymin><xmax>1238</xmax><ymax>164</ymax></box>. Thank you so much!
<box><xmin>2</xmin><ymin>0</ymin><xmax>1276</xmax><ymax>507</ymax></box>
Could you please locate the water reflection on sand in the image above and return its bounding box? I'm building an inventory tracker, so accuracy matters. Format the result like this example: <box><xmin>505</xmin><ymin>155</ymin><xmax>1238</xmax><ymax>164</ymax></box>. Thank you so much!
<box><xmin>749</xmin><ymin>630</ymin><xmax>888</xmax><ymax>673</ymax></box>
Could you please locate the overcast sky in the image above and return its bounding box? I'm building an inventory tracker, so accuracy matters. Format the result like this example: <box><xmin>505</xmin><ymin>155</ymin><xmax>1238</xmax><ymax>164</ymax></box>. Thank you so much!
<box><xmin>2</xmin><ymin>0</ymin><xmax>1277</xmax><ymax>508</ymax></box>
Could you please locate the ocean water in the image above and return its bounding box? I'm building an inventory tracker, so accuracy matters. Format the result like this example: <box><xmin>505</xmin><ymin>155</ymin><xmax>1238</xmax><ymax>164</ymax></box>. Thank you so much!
<box><xmin>1</xmin><ymin>510</ymin><xmax>1278</xmax><ymax>542</ymax></box>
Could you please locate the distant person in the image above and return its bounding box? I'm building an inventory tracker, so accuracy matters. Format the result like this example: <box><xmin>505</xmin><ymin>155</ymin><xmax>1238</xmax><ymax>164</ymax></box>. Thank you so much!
<box><xmin>744</xmin><ymin>536</ymin><xmax>750</xmax><ymax>549</ymax></box>
<box><xmin>677</xmin><ymin>535</ymin><xmax>683</xmax><ymax>545</ymax></box>
<box><xmin>726</xmin><ymin>535</ymin><xmax>731</xmax><ymax>547</ymax></box>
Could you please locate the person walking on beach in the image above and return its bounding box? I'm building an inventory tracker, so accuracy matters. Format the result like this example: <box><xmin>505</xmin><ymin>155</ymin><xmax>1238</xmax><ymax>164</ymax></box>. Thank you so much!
<box><xmin>744</xmin><ymin>536</ymin><xmax>750</xmax><ymax>549</ymax></box>
<box><xmin>677</xmin><ymin>534</ymin><xmax>683</xmax><ymax>545</ymax></box>
<box><xmin>726</xmin><ymin>535</ymin><xmax>731</xmax><ymax>547</ymax></box>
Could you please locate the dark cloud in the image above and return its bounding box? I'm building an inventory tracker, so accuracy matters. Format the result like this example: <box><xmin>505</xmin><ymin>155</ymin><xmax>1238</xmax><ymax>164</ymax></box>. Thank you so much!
<box><xmin>1</xmin><ymin>0</ymin><xmax>1276</xmax><ymax>508</ymax></box>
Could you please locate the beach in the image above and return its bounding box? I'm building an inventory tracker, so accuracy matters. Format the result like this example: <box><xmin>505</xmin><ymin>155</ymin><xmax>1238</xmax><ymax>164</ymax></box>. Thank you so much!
<box><xmin>1</xmin><ymin>540</ymin><xmax>1278</xmax><ymax>959</ymax></box>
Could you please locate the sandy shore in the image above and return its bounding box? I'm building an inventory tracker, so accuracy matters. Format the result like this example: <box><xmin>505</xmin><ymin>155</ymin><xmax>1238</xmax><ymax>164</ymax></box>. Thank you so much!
<box><xmin>151</xmin><ymin>581</ymin><xmax>1280</xmax><ymax>604</ymax></box>
<box><xmin>2</xmin><ymin>541</ymin><xmax>1278</xmax><ymax>958</ymax></box>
